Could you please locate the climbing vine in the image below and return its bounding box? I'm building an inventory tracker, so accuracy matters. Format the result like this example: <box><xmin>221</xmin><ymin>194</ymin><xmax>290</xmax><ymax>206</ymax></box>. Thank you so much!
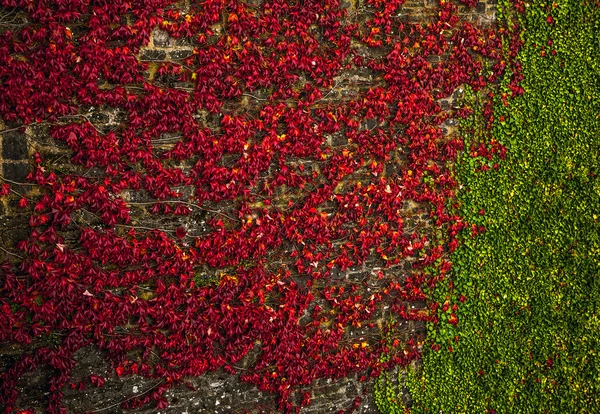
<box><xmin>389</xmin><ymin>0</ymin><xmax>600</xmax><ymax>412</ymax></box>
<box><xmin>0</xmin><ymin>0</ymin><xmax>508</xmax><ymax>412</ymax></box>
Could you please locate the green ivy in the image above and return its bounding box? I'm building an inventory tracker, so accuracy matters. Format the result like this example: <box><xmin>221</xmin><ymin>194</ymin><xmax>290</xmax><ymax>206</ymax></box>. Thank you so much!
<box><xmin>381</xmin><ymin>0</ymin><xmax>600</xmax><ymax>412</ymax></box>
<box><xmin>374</xmin><ymin>370</ymin><xmax>407</xmax><ymax>414</ymax></box>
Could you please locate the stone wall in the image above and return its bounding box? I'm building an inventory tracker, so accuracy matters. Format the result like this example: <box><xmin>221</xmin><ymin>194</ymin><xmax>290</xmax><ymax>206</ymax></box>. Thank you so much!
<box><xmin>0</xmin><ymin>0</ymin><xmax>497</xmax><ymax>412</ymax></box>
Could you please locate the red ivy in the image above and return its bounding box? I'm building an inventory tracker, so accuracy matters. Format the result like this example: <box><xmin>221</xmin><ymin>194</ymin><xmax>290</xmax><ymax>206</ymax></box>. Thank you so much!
<box><xmin>0</xmin><ymin>0</ymin><xmax>520</xmax><ymax>412</ymax></box>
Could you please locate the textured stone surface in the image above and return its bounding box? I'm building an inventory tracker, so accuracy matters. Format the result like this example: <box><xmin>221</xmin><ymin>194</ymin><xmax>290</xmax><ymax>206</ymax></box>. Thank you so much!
<box><xmin>0</xmin><ymin>1</ymin><xmax>497</xmax><ymax>412</ymax></box>
<box><xmin>2</xmin><ymin>162</ymin><xmax>30</xmax><ymax>183</ymax></box>
<box><xmin>140</xmin><ymin>49</ymin><xmax>167</xmax><ymax>61</ymax></box>
<box><xmin>1</xmin><ymin>130</ymin><xmax>28</xmax><ymax>160</ymax></box>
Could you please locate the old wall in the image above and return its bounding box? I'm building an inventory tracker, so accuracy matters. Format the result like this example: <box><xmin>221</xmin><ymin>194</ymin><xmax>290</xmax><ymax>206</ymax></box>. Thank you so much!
<box><xmin>0</xmin><ymin>0</ymin><xmax>498</xmax><ymax>412</ymax></box>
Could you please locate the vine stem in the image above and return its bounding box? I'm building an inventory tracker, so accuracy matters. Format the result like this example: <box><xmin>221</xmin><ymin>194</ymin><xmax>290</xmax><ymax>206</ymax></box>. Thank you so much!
<box><xmin>90</xmin><ymin>379</ymin><xmax>165</xmax><ymax>413</ymax></box>
<box><xmin>0</xmin><ymin>125</ymin><xmax>26</xmax><ymax>134</ymax></box>
<box><xmin>0</xmin><ymin>175</ymin><xmax>38</xmax><ymax>186</ymax></box>
<box><xmin>126</xmin><ymin>200</ymin><xmax>240</xmax><ymax>223</ymax></box>
<box><xmin>0</xmin><ymin>246</ymin><xmax>24</xmax><ymax>260</ymax></box>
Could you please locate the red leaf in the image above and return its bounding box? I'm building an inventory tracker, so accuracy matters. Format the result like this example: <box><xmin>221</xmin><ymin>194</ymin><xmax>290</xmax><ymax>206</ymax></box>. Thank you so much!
<box><xmin>175</xmin><ymin>226</ymin><xmax>186</xmax><ymax>239</ymax></box>
<box><xmin>90</xmin><ymin>374</ymin><xmax>105</xmax><ymax>387</ymax></box>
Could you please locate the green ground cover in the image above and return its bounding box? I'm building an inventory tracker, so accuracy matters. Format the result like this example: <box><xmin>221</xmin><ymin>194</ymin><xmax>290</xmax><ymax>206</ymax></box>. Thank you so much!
<box><xmin>377</xmin><ymin>0</ymin><xmax>600</xmax><ymax>412</ymax></box>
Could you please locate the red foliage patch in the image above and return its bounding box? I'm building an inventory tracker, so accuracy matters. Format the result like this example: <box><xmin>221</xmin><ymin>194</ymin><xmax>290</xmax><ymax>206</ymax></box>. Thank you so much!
<box><xmin>0</xmin><ymin>0</ymin><xmax>520</xmax><ymax>412</ymax></box>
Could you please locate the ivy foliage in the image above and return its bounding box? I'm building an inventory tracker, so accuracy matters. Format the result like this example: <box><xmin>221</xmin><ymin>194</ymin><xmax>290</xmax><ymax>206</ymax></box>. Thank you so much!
<box><xmin>388</xmin><ymin>0</ymin><xmax>600</xmax><ymax>412</ymax></box>
<box><xmin>0</xmin><ymin>0</ymin><xmax>508</xmax><ymax>412</ymax></box>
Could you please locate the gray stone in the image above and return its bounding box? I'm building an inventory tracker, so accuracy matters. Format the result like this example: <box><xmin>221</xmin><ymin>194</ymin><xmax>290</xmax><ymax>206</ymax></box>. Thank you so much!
<box><xmin>364</xmin><ymin>119</ymin><xmax>378</xmax><ymax>130</ymax></box>
<box><xmin>3</xmin><ymin>162</ymin><xmax>30</xmax><ymax>183</ymax></box>
<box><xmin>332</xmin><ymin>133</ymin><xmax>348</xmax><ymax>147</ymax></box>
<box><xmin>169</xmin><ymin>49</ymin><xmax>194</xmax><ymax>61</ymax></box>
<box><xmin>2</xmin><ymin>130</ymin><xmax>28</xmax><ymax>160</ymax></box>
<box><xmin>88</xmin><ymin>112</ymin><xmax>110</xmax><ymax>124</ymax></box>
<box><xmin>140</xmin><ymin>49</ymin><xmax>167</xmax><ymax>61</ymax></box>
<box><xmin>175</xmin><ymin>37</ymin><xmax>194</xmax><ymax>47</ymax></box>
<box><xmin>153</xmin><ymin>29</ymin><xmax>172</xmax><ymax>48</ymax></box>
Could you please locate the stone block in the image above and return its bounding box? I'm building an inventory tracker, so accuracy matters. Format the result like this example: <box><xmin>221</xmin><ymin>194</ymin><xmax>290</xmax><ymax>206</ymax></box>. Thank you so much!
<box><xmin>140</xmin><ymin>49</ymin><xmax>166</xmax><ymax>61</ymax></box>
<box><xmin>439</xmin><ymin>99</ymin><xmax>451</xmax><ymax>111</ymax></box>
<box><xmin>175</xmin><ymin>37</ymin><xmax>194</xmax><ymax>47</ymax></box>
<box><xmin>152</xmin><ymin>29</ymin><xmax>173</xmax><ymax>48</ymax></box>
<box><xmin>331</xmin><ymin>133</ymin><xmax>348</xmax><ymax>147</ymax></box>
<box><xmin>2</xmin><ymin>130</ymin><xmax>28</xmax><ymax>160</ymax></box>
<box><xmin>87</xmin><ymin>111</ymin><xmax>110</xmax><ymax>124</ymax></box>
<box><xmin>169</xmin><ymin>49</ymin><xmax>194</xmax><ymax>61</ymax></box>
<box><xmin>363</xmin><ymin>118</ymin><xmax>378</xmax><ymax>130</ymax></box>
<box><xmin>3</xmin><ymin>162</ymin><xmax>30</xmax><ymax>183</ymax></box>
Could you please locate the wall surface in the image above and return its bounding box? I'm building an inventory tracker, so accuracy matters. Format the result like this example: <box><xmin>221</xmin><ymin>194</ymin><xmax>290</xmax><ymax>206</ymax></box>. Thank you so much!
<box><xmin>0</xmin><ymin>0</ymin><xmax>497</xmax><ymax>412</ymax></box>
